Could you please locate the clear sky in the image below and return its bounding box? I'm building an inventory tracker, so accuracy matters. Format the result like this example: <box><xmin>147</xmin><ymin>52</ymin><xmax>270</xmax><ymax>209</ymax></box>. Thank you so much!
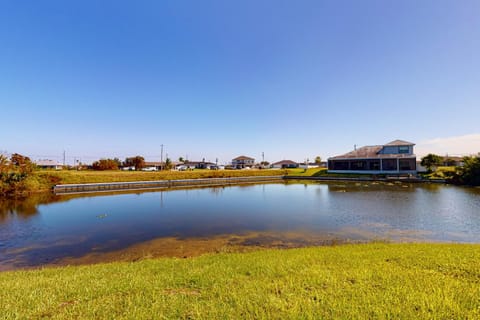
<box><xmin>1</xmin><ymin>0</ymin><xmax>480</xmax><ymax>164</ymax></box>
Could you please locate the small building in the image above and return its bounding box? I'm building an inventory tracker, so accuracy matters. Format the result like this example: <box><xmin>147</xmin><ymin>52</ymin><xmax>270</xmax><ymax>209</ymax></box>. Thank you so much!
<box><xmin>442</xmin><ymin>156</ymin><xmax>464</xmax><ymax>167</ymax></box>
<box><xmin>143</xmin><ymin>161</ymin><xmax>163</xmax><ymax>171</ymax></box>
<box><xmin>35</xmin><ymin>159</ymin><xmax>63</xmax><ymax>170</ymax></box>
<box><xmin>328</xmin><ymin>140</ymin><xmax>417</xmax><ymax>174</ymax></box>
<box><xmin>232</xmin><ymin>156</ymin><xmax>255</xmax><ymax>169</ymax></box>
<box><xmin>175</xmin><ymin>161</ymin><xmax>216</xmax><ymax>170</ymax></box>
<box><xmin>271</xmin><ymin>160</ymin><xmax>299</xmax><ymax>169</ymax></box>
<box><xmin>299</xmin><ymin>162</ymin><xmax>327</xmax><ymax>169</ymax></box>
<box><xmin>142</xmin><ymin>161</ymin><xmax>183</xmax><ymax>171</ymax></box>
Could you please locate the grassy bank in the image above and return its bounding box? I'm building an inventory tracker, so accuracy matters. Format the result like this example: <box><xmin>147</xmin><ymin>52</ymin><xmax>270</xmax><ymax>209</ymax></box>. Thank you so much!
<box><xmin>36</xmin><ymin>168</ymin><xmax>299</xmax><ymax>186</ymax></box>
<box><xmin>1</xmin><ymin>243</ymin><xmax>479</xmax><ymax>319</ymax></box>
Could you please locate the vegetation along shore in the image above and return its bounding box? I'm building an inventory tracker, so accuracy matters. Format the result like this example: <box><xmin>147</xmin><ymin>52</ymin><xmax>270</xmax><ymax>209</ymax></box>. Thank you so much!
<box><xmin>2</xmin><ymin>152</ymin><xmax>480</xmax><ymax>197</ymax></box>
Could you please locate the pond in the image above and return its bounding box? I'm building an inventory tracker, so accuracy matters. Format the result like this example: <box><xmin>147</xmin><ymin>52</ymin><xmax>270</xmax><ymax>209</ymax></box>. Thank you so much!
<box><xmin>1</xmin><ymin>181</ymin><xmax>480</xmax><ymax>270</ymax></box>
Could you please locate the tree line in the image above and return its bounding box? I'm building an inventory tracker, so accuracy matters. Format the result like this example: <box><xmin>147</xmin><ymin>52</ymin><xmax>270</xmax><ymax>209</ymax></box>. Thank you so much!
<box><xmin>92</xmin><ymin>156</ymin><xmax>176</xmax><ymax>171</ymax></box>
<box><xmin>0</xmin><ymin>153</ymin><xmax>37</xmax><ymax>196</ymax></box>
<box><xmin>421</xmin><ymin>153</ymin><xmax>480</xmax><ymax>186</ymax></box>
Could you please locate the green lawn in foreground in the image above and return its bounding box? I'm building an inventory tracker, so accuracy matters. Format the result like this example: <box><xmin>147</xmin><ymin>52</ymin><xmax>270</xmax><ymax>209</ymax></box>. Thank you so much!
<box><xmin>1</xmin><ymin>243</ymin><xmax>479</xmax><ymax>319</ymax></box>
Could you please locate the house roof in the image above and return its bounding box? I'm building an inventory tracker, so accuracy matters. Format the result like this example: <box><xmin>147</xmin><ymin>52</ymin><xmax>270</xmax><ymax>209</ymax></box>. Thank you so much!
<box><xmin>385</xmin><ymin>139</ymin><xmax>415</xmax><ymax>146</ymax></box>
<box><xmin>444</xmin><ymin>156</ymin><xmax>464</xmax><ymax>161</ymax></box>
<box><xmin>35</xmin><ymin>159</ymin><xmax>62</xmax><ymax>166</ymax></box>
<box><xmin>233</xmin><ymin>155</ymin><xmax>254</xmax><ymax>160</ymax></box>
<box><xmin>144</xmin><ymin>161</ymin><xmax>164</xmax><ymax>166</ymax></box>
<box><xmin>177</xmin><ymin>161</ymin><xmax>216</xmax><ymax>166</ymax></box>
<box><xmin>329</xmin><ymin>141</ymin><xmax>416</xmax><ymax>160</ymax></box>
<box><xmin>272</xmin><ymin>160</ymin><xmax>298</xmax><ymax>165</ymax></box>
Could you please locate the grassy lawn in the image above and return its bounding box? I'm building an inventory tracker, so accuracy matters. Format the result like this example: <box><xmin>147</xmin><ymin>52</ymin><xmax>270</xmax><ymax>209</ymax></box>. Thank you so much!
<box><xmin>422</xmin><ymin>166</ymin><xmax>457</xmax><ymax>180</ymax></box>
<box><xmin>1</xmin><ymin>243</ymin><xmax>479</xmax><ymax>319</ymax></box>
<box><xmin>35</xmin><ymin>169</ymin><xmax>289</xmax><ymax>186</ymax></box>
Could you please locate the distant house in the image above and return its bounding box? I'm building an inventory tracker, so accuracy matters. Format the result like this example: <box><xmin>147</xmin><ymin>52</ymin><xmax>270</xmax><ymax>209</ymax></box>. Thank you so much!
<box><xmin>328</xmin><ymin>140</ymin><xmax>417</xmax><ymax>174</ymax></box>
<box><xmin>271</xmin><ymin>160</ymin><xmax>299</xmax><ymax>169</ymax></box>
<box><xmin>143</xmin><ymin>161</ymin><xmax>164</xmax><ymax>171</ymax></box>
<box><xmin>175</xmin><ymin>161</ymin><xmax>216</xmax><ymax>170</ymax></box>
<box><xmin>442</xmin><ymin>156</ymin><xmax>464</xmax><ymax>167</ymax></box>
<box><xmin>35</xmin><ymin>160</ymin><xmax>63</xmax><ymax>170</ymax></box>
<box><xmin>232</xmin><ymin>156</ymin><xmax>255</xmax><ymax>169</ymax></box>
<box><xmin>299</xmin><ymin>162</ymin><xmax>327</xmax><ymax>169</ymax></box>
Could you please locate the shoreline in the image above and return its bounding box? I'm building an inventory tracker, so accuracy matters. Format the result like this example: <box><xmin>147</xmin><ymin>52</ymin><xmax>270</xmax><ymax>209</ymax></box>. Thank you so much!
<box><xmin>52</xmin><ymin>175</ymin><xmax>447</xmax><ymax>194</ymax></box>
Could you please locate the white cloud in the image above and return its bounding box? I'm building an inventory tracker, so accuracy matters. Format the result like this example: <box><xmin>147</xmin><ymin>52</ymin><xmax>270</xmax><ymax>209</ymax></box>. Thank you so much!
<box><xmin>416</xmin><ymin>133</ymin><xmax>480</xmax><ymax>157</ymax></box>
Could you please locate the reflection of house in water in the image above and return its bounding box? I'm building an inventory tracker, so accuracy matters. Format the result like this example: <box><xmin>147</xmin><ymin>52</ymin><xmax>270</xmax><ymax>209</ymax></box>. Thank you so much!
<box><xmin>328</xmin><ymin>140</ymin><xmax>417</xmax><ymax>174</ymax></box>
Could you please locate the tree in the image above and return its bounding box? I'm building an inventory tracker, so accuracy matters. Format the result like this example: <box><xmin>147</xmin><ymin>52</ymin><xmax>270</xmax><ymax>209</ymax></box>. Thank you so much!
<box><xmin>0</xmin><ymin>153</ymin><xmax>35</xmax><ymax>196</ymax></box>
<box><xmin>10</xmin><ymin>153</ymin><xmax>35</xmax><ymax>174</ymax></box>
<box><xmin>178</xmin><ymin>157</ymin><xmax>184</xmax><ymax>163</ymax></box>
<box><xmin>125</xmin><ymin>156</ymin><xmax>145</xmax><ymax>171</ymax></box>
<box><xmin>113</xmin><ymin>158</ymin><xmax>122</xmax><ymax>168</ymax></box>
<box><xmin>0</xmin><ymin>154</ymin><xmax>9</xmax><ymax>175</ymax></box>
<box><xmin>92</xmin><ymin>159</ymin><xmax>119</xmax><ymax>170</ymax></box>
<box><xmin>314</xmin><ymin>156</ymin><xmax>322</xmax><ymax>164</ymax></box>
<box><xmin>420</xmin><ymin>154</ymin><xmax>442</xmax><ymax>172</ymax></box>
<box><xmin>450</xmin><ymin>156</ymin><xmax>480</xmax><ymax>186</ymax></box>
<box><xmin>165</xmin><ymin>158</ymin><xmax>172</xmax><ymax>170</ymax></box>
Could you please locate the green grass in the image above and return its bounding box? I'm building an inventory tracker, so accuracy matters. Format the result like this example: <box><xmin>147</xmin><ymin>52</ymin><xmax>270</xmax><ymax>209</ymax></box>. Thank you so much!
<box><xmin>32</xmin><ymin>169</ymin><xmax>290</xmax><ymax>190</ymax></box>
<box><xmin>422</xmin><ymin>166</ymin><xmax>457</xmax><ymax>180</ymax></box>
<box><xmin>1</xmin><ymin>243</ymin><xmax>479</xmax><ymax>319</ymax></box>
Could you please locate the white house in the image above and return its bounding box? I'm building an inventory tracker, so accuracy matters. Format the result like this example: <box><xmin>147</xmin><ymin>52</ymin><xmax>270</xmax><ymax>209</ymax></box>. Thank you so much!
<box><xmin>35</xmin><ymin>159</ymin><xmax>63</xmax><ymax>170</ymax></box>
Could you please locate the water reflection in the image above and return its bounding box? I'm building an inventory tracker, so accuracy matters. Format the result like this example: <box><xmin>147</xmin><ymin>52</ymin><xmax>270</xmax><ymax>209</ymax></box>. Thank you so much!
<box><xmin>1</xmin><ymin>182</ymin><xmax>479</xmax><ymax>270</ymax></box>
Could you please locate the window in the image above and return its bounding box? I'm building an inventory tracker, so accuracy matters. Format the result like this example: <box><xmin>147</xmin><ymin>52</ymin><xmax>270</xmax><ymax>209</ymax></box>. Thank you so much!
<box><xmin>351</xmin><ymin>160</ymin><xmax>367</xmax><ymax>170</ymax></box>
<box><xmin>332</xmin><ymin>161</ymin><xmax>349</xmax><ymax>170</ymax></box>
<box><xmin>368</xmin><ymin>160</ymin><xmax>380</xmax><ymax>170</ymax></box>
<box><xmin>382</xmin><ymin>159</ymin><xmax>397</xmax><ymax>171</ymax></box>
<box><xmin>399</xmin><ymin>159</ymin><xmax>416</xmax><ymax>171</ymax></box>
<box><xmin>398</xmin><ymin>146</ymin><xmax>409</xmax><ymax>154</ymax></box>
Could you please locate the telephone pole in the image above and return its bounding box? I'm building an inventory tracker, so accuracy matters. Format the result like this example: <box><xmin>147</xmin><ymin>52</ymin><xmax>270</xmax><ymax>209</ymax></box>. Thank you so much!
<box><xmin>160</xmin><ymin>144</ymin><xmax>164</xmax><ymax>170</ymax></box>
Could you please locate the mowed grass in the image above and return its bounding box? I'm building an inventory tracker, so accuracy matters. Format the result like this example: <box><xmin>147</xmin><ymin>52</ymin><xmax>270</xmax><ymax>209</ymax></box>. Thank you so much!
<box><xmin>1</xmin><ymin>243</ymin><xmax>479</xmax><ymax>319</ymax></box>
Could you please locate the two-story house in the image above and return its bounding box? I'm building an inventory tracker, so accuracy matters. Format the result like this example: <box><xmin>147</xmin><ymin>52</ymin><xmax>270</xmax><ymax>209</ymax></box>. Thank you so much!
<box><xmin>232</xmin><ymin>156</ymin><xmax>255</xmax><ymax>169</ymax></box>
<box><xmin>327</xmin><ymin>140</ymin><xmax>417</xmax><ymax>174</ymax></box>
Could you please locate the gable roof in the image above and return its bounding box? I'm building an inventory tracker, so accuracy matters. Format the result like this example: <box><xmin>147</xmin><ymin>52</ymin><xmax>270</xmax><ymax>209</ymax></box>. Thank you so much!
<box><xmin>272</xmin><ymin>160</ymin><xmax>298</xmax><ymax>165</ymax></box>
<box><xmin>385</xmin><ymin>139</ymin><xmax>415</xmax><ymax>146</ymax></box>
<box><xmin>329</xmin><ymin>140</ymin><xmax>416</xmax><ymax>160</ymax></box>
<box><xmin>233</xmin><ymin>155</ymin><xmax>254</xmax><ymax>161</ymax></box>
<box><xmin>35</xmin><ymin>159</ymin><xmax>63</xmax><ymax>166</ymax></box>
<box><xmin>329</xmin><ymin>146</ymin><xmax>383</xmax><ymax>160</ymax></box>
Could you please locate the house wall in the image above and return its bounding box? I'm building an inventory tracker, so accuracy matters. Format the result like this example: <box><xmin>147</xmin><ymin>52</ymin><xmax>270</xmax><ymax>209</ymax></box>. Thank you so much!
<box><xmin>232</xmin><ymin>158</ymin><xmax>255</xmax><ymax>168</ymax></box>
<box><xmin>272</xmin><ymin>163</ymin><xmax>298</xmax><ymax>169</ymax></box>
<box><xmin>328</xmin><ymin>158</ymin><xmax>416</xmax><ymax>173</ymax></box>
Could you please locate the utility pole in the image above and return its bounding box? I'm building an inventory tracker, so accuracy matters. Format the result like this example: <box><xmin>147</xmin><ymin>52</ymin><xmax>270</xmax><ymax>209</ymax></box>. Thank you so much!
<box><xmin>63</xmin><ymin>150</ymin><xmax>66</xmax><ymax>166</ymax></box>
<box><xmin>262</xmin><ymin>152</ymin><xmax>264</xmax><ymax>163</ymax></box>
<box><xmin>160</xmin><ymin>144</ymin><xmax>164</xmax><ymax>170</ymax></box>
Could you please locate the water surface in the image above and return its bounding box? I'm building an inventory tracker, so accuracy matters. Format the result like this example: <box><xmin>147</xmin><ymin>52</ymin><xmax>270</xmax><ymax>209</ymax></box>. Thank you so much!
<box><xmin>1</xmin><ymin>181</ymin><xmax>479</xmax><ymax>270</ymax></box>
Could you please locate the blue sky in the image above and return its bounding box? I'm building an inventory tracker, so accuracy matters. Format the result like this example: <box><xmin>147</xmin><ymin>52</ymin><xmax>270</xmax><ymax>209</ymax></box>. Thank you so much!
<box><xmin>1</xmin><ymin>0</ymin><xmax>479</xmax><ymax>164</ymax></box>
